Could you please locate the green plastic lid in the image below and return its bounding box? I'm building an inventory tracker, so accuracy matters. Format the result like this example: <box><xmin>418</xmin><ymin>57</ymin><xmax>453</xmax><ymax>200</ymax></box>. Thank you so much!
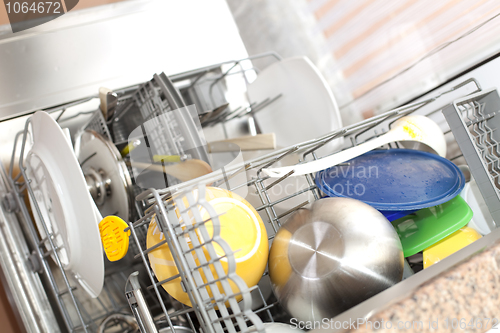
<box><xmin>391</xmin><ymin>196</ymin><xmax>473</xmax><ymax>257</ymax></box>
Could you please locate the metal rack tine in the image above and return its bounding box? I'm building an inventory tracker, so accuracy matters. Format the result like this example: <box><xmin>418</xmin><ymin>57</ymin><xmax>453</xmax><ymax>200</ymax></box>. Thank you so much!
<box><xmin>256</xmin><ymin>170</ymin><xmax>295</xmax><ymax>193</ymax></box>
<box><xmin>277</xmin><ymin>201</ymin><xmax>310</xmax><ymax>220</ymax></box>
<box><xmin>257</xmin><ymin>146</ymin><xmax>299</xmax><ymax>174</ymax></box>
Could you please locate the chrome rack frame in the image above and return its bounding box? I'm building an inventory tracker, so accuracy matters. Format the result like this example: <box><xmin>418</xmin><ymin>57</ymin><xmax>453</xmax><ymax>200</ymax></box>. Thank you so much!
<box><xmin>126</xmin><ymin>78</ymin><xmax>483</xmax><ymax>332</ymax></box>
<box><xmin>0</xmin><ymin>73</ymin><xmax>485</xmax><ymax>333</ymax></box>
<box><xmin>150</xmin><ymin>78</ymin><xmax>482</xmax><ymax>198</ymax></box>
<box><xmin>4</xmin><ymin>118</ymin><xmax>164</xmax><ymax>332</ymax></box>
<box><xmin>171</xmin><ymin>52</ymin><xmax>284</xmax><ymax>138</ymax></box>
<box><xmin>125</xmin><ymin>185</ymin><xmax>267</xmax><ymax>333</ymax></box>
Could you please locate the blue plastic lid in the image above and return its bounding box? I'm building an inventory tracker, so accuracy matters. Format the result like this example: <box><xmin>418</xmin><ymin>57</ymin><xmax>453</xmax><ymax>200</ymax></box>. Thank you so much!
<box><xmin>315</xmin><ymin>149</ymin><xmax>465</xmax><ymax>211</ymax></box>
<box><xmin>380</xmin><ymin>209</ymin><xmax>418</xmax><ymax>222</ymax></box>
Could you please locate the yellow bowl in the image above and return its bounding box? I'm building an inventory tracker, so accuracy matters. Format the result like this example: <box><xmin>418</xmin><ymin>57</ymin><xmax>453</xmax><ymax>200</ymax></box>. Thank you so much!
<box><xmin>423</xmin><ymin>227</ymin><xmax>482</xmax><ymax>268</ymax></box>
<box><xmin>268</xmin><ymin>228</ymin><xmax>293</xmax><ymax>288</ymax></box>
<box><xmin>147</xmin><ymin>187</ymin><xmax>268</xmax><ymax>307</ymax></box>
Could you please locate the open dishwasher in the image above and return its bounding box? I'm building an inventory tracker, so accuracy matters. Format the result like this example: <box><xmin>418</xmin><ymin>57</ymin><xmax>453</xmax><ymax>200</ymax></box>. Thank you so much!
<box><xmin>1</xmin><ymin>44</ymin><xmax>500</xmax><ymax>333</ymax></box>
<box><xmin>0</xmin><ymin>10</ymin><xmax>500</xmax><ymax>326</ymax></box>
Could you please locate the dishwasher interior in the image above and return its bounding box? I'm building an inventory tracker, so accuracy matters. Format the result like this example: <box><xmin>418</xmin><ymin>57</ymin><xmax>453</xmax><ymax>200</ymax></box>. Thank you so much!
<box><xmin>0</xmin><ymin>52</ymin><xmax>499</xmax><ymax>333</ymax></box>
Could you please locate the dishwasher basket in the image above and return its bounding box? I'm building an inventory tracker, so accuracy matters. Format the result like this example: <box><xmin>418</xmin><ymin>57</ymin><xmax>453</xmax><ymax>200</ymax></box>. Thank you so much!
<box><xmin>2</xmin><ymin>68</ymin><xmax>489</xmax><ymax>333</ymax></box>
<box><xmin>122</xmin><ymin>78</ymin><xmax>484</xmax><ymax>332</ymax></box>
<box><xmin>110</xmin><ymin>73</ymin><xmax>209</xmax><ymax>165</ymax></box>
<box><xmin>125</xmin><ymin>185</ymin><xmax>266</xmax><ymax>333</ymax></box>
<box><xmin>443</xmin><ymin>88</ymin><xmax>500</xmax><ymax>226</ymax></box>
<box><xmin>171</xmin><ymin>52</ymin><xmax>283</xmax><ymax>137</ymax></box>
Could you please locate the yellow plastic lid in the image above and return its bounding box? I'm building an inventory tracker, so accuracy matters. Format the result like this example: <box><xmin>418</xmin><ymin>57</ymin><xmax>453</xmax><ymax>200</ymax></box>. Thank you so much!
<box><xmin>423</xmin><ymin>227</ymin><xmax>482</xmax><ymax>268</ymax></box>
<box><xmin>99</xmin><ymin>216</ymin><xmax>130</xmax><ymax>261</ymax></box>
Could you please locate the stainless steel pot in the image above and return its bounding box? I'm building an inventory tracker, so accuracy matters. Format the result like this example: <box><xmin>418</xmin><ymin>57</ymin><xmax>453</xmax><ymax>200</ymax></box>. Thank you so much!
<box><xmin>268</xmin><ymin>197</ymin><xmax>404</xmax><ymax>322</ymax></box>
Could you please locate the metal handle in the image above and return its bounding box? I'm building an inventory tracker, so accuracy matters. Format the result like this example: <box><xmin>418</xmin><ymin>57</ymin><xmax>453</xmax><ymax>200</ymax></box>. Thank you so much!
<box><xmin>125</xmin><ymin>272</ymin><xmax>158</xmax><ymax>333</ymax></box>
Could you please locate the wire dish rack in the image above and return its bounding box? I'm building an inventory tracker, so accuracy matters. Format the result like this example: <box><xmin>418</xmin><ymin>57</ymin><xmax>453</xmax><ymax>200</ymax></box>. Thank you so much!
<box><xmin>4</xmin><ymin>122</ymin><xmax>271</xmax><ymax>333</ymax></box>
<box><xmin>111</xmin><ymin>73</ymin><xmax>209</xmax><ymax>165</ymax></box>
<box><xmin>443</xmin><ymin>88</ymin><xmax>500</xmax><ymax>225</ymax></box>
<box><xmin>171</xmin><ymin>52</ymin><xmax>283</xmax><ymax>137</ymax></box>
<box><xmin>2</xmin><ymin>59</ymin><xmax>493</xmax><ymax>333</ymax></box>
<box><xmin>122</xmin><ymin>78</ymin><xmax>484</xmax><ymax>333</ymax></box>
<box><xmin>84</xmin><ymin>73</ymin><xmax>210</xmax><ymax>189</ymax></box>
<box><xmin>1</xmin><ymin>61</ymin><xmax>282</xmax><ymax>333</ymax></box>
<box><xmin>126</xmin><ymin>185</ymin><xmax>266</xmax><ymax>333</ymax></box>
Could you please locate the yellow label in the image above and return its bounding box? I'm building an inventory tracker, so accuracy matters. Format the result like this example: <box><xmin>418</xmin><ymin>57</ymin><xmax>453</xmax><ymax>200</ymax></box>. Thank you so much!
<box><xmin>402</xmin><ymin>120</ymin><xmax>423</xmax><ymax>140</ymax></box>
<box><xmin>403</xmin><ymin>125</ymin><xmax>417</xmax><ymax>139</ymax></box>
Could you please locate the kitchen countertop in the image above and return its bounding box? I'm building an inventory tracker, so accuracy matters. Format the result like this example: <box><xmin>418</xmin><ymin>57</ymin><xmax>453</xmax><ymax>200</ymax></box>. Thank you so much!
<box><xmin>348</xmin><ymin>238</ymin><xmax>500</xmax><ymax>333</ymax></box>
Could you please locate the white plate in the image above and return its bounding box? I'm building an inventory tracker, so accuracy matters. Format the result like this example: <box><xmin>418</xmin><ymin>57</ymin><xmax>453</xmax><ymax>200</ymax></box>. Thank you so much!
<box><xmin>26</xmin><ymin>111</ymin><xmax>104</xmax><ymax>298</ymax></box>
<box><xmin>27</xmin><ymin>154</ymin><xmax>70</xmax><ymax>266</ymax></box>
<box><xmin>248</xmin><ymin>56</ymin><xmax>343</xmax><ymax>151</ymax></box>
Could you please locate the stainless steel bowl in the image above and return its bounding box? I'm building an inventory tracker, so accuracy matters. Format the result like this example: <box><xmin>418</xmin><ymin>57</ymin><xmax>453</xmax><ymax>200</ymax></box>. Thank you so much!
<box><xmin>268</xmin><ymin>197</ymin><xmax>404</xmax><ymax>322</ymax></box>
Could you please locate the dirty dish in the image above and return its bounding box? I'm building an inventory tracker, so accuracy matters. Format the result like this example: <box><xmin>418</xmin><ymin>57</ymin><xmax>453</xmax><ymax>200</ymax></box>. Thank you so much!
<box><xmin>423</xmin><ymin>227</ymin><xmax>482</xmax><ymax>268</ymax></box>
<box><xmin>263</xmin><ymin>115</ymin><xmax>446</xmax><ymax>178</ymax></box>
<box><xmin>147</xmin><ymin>187</ymin><xmax>268</xmax><ymax>307</ymax></box>
<box><xmin>391</xmin><ymin>196</ymin><xmax>473</xmax><ymax>257</ymax></box>
<box><xmin>316</xmin><ymin>149</ymin><xmax>465</xmax><ymax>211</ymax></box>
